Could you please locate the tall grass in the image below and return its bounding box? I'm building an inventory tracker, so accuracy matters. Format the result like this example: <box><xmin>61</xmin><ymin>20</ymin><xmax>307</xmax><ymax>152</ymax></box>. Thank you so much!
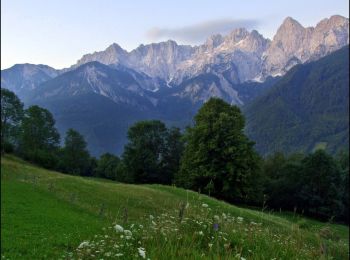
<box><xmin>1</xmin><ymin>155</ymin><xmax>349</xmax><ymax>259</ymax></box>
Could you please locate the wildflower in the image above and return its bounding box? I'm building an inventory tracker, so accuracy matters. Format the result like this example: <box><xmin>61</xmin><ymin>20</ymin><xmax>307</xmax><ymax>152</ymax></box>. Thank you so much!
<box><xmin>222</xmin><ymin>213</ymin><xmax>227</xmax><ymax>219</ymax></box>
<box><xmin>105</xmin><ymin>252</ymin><xmax>112</xmax><ymax>257</ymax></box>
<box><xmin>237</xmin><ymin>217</ymin><xmax>244</xmax><ymax>223</ymax></box>
<box><xmin>115</xmin><ymin>224</ymin><xmax>124</xmax><ymax>233</ymax></box>
<box><xmin>198</xmin><ymin>231</ymin><xmax>204</xmax><ymax>236</ymax></box>
<box><xmin>149</xmin><ymin>215</ymin><xmax>154</xmax><ymax>220</ymax></box>
<box><xmin>214</xmin><ymin>215</ymin><xmax>220</xmax><ymax>221</ymax></box>
<box><xmin>124</xmin><ymin>230</ymin><xmax>132</xmax><ymax>236</ymax></box>
<box><xmin>202</xmin><ymin>203</ymin><xmax>208</xmax><ymax>208</ymax></box>
<box><xmin>77</xmin><ymin>241</ymin><xmax>89</xmax><ymax>249</ymax></box>
<box><xmin>213</xmin><ymin>223</ymin><xmax>219</xmax><ymax>231</ymax></box>
<box><xmin>138</xmin><ymin>247</ymin><xmax>146</xmax><ymax>259</ymax></box>
<box><xmin>115</xmin><ymin>253</ymin><xmax>124</xmax><ymax>257</ymax></box>
<box><xmin>208</xmin><ymin>243</ymin><xmax>213</xmax><ymax>248</ymax></box>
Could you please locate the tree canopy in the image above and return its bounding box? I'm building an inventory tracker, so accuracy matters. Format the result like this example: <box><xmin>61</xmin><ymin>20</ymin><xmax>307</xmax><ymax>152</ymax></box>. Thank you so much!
<box><xmin>19</xmin><ymin>105</ymin><xmax>60</xmax><ymax>167</ymax></box>
<box><xmin>176</xmin><ymin>98</ymin><xmax>262</xmax><ymax>204</ymax></box>
<box><xmin>122</xmin><ymin>120</ymin><xmax>183</xmax><ymax>184</ymax></box>
<box><xmin>1</xmin><ymin>88</ymin><xmax>24</xmax><ymax>153</ymax></box>
<box><xmin>61</xmin><ymin>128</ymin><xmax>91</xmax><ymax>175</ymax></box>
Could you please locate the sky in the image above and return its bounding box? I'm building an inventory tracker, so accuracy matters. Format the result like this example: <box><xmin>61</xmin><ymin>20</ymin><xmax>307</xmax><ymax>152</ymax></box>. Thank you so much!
<box><xmin>1</xmin><ymin>0</ymin><xmax>349</xmax><ymax>70</ymax></box>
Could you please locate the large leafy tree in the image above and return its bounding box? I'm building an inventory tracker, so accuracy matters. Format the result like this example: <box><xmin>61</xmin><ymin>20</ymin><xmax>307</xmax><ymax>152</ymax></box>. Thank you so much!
<box><xmin>122</xmin><ymin>120</ymin><xmax>168</xmax><ymax>184</ymax></box>
<box><xmin>19</xmin><ymin>105</ymin><xmax>60</xmax><ymax>167</ymax></box>
<box><xmin>176</xmin><ymin>98</ymin><xmax>262</xmax><ymax>204</ymax></box>
<box><xmin>61</xmin><ymin>128</ymin><xmax>91</xmax><ymax>176</ymax></box>
<box><xmin>1</xmin><ymin>88</ymin><xmax>24</xmax><ymax>154</ymax></box>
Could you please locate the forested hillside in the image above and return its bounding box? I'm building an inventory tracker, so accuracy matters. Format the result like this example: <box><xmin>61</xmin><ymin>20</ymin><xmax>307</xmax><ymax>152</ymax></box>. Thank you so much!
<box><xmin>245</xmin><ymin>46</ymin><xmax>349</xmax><ymax>155</ymax></box>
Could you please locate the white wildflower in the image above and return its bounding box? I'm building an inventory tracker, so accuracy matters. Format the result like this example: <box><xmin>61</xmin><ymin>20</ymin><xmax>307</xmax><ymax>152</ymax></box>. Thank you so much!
<box><xmin>214</xmin><ymin>215</ymin><xmax>220</xmax><ymax>221</ymax></box>
<box><xmin>198</xmin><ymin>231</ymin><xmax>204</xmax><ymax>236</ymax></box>
<box><xmin>77</xmin><ymin>241</ymin><xmax>89</xmax><ymax>249</ymax></box>
<box><xmin>138</xmin><ymin>247</ymin><xmax>146</xmax><ymax>259</ymax></box>
<box><xmin>149</xmin><ymin>215</ymin><xmax>154</xmax><ymax>220</ymax></box>
<box><xmin>237</xmin><ymin>217</ymin><xmax>244</xmax><ymax>223</ymax></box>
<box><xmin>105</xmin><ymin>252</ymin><xmax>112</xmax><ymax>257</ymax></box>
<box><xmin>114</xmin><ymin>224</ymin><xmax>124</xmax><ymax>233</ymax></box>
<box><xmin>202</xmin><ymin>203</ymin><xmax>208</xmax><ymax>208</ymax></box>
<box><xmin>115</xmin><ymin>253</ymin><xmax>124</xmax><ymax>257</ymax></box>
<box><xmin>124</xmin><ymin>230</ymin><xmax>132</xmax><ymax>236</ymax></box>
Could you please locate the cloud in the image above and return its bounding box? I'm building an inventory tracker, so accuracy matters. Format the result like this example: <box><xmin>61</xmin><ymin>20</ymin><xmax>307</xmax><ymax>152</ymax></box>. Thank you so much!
<box><xmin>145</xmin><ymin>18</ymin><xmax>260</xmax><ymax>44</ymax></box>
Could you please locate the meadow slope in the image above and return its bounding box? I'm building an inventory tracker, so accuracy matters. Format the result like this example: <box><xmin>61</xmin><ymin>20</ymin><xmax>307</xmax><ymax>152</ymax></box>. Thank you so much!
<box><xmin>1</xmin><ymin>156</ymin><xmax>349</xmax><ymax>259</ymax></box>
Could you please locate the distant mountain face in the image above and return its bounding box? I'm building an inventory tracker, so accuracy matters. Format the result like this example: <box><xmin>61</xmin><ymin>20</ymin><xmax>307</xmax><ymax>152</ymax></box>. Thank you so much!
<box><xmin>26</xmin><ymin>62</ymin><xmax>165</xmax><ymax>155</ymax></box>
<box><xmin>2</xmin><ymin>15</ymin><xmax>348</xmax><ymax>105</ymax></box>
<box><xmin>244</xmin><ymin>46</ymin><xmax>349</xmax><ymax>156</ymax></box>
<box><xmin>70</xmin><ymin>15</ymin><xmax>349</xmax><ymax>85</ymax></box>
<box><xmin>1</xmin><ymin>64</ymin><xmax>59</xmax><ymax>99</ymax></box>
<box><xmin>1</xmin><ymin>15</ymin><xmax>349</xmax><ymax>156</ymax></box>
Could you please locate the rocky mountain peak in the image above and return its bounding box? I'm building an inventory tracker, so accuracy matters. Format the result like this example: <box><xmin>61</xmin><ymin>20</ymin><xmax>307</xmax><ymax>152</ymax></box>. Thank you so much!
<box><xmin>226</xmin><ymin>28</ymin><xmax>250</xmax><ymax>43</ymax></box>
<box><xmin>105</xmin><ymin>43</ymin><xmax>128</xmax><ymax>54</ymax></box>
<box><xmin>280</xmin><ymin>16</ymin><xmax>304</xmax><ymax>29</ymax></box>
<box><xmin>274</xmin><ymin>17</ymin><xmax>305</xmax><ymax>43</ymax></box>
<box><xmin>204</xmin><ymin>34</ymin><xmax>224</xmax><ymax>49</ymax></box>
<box><xmin>64</xmin><ymin>15</ymin><xmax>348</xmax><ymax>84</ymax></box>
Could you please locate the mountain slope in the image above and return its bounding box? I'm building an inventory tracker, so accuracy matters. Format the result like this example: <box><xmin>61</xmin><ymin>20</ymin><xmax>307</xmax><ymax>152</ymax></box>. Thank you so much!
<box><xmin>2</xmin><ymin>156</ymin><xmax>348</xmax><ymax>259</ymax></box>
<box><xmin>1</xmin><ymin>64</ymin><xmax>59</xmax><ymax>99</ymax></box>
<box><xmin>245</xmin><ymin>45</ymin><xmax>349</xmax><ymax>155</ymax></box>
<box><xmin>28</xmin><ymin>62</ymin><xmax>162</xmax><ymax>155</ymax></box>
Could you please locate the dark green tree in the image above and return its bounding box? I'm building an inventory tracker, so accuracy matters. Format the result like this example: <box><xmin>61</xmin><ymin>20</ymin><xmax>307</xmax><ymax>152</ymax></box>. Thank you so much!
<box><xmin>176</xmin><ymin>98</ymin><xmax>262</xmax><ymax>204</ymax></box>
<box><xmin>263</xmin><ymin>152</ymin><xmax>304</xmax><ymax>209</ymax></box>
<box><xmin>298</xmin><ymin>150</ymin><xmax>343</xmax><ymax>220</ymax></box>
<box><xmin>95</xmin><ymin>153</ymin><xmax>120</xmax><ymax>180</ymax></box>
<box><xmin>162</xmin><ymin>127</ymin><xmax>184</xmax><ymax>184</ymax></box>
<box><xmin>19</xmin><ymin>105</ymin><xmax>60</xmax><ymax>168</ymax></box>
<box><xmin>61</xmin><ymin>128</ymin><xmax>90</xmax><ymax>175</ymax></box>
<box><xmin>1</xmin><ymin>88</ymin><xmax>24</xmax><ymax>154</ymax></box>
<box><xmin>122</xmin><ymin>120</ymin><xmax>168</xmax><ymax>184</ymax></box>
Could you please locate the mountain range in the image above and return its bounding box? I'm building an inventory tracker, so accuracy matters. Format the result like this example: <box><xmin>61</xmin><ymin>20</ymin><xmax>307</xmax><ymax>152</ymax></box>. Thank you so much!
<box><xmin>1</xmin><ymin>15</ymin><xmax>349</xmax><ymax>156</ymax></box>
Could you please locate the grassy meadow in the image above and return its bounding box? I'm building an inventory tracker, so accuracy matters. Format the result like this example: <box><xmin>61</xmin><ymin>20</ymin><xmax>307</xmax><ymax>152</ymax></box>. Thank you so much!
<box><xmin>1</xmin><ymin>155</ymin><xmax>349</xmax><ymax>259</ymax></box>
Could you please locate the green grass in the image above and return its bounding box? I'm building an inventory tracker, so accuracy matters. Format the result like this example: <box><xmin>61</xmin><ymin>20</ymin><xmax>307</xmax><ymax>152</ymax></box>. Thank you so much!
<box><xmin>1</xmin><ymin>155</ymin><xmax>349</xmax><ymax>259</ymax></box>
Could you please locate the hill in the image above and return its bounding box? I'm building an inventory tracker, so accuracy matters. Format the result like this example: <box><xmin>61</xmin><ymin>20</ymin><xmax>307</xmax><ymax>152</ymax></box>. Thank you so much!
<box><xmin>245</xmin><ymin>46</ymin><xmax>349</xmax><ymax>156</ymax></box>
<box><xmin>1</xmin><ymin>156</ymin><xmax>348</xmax><ymax>259</ymax></box>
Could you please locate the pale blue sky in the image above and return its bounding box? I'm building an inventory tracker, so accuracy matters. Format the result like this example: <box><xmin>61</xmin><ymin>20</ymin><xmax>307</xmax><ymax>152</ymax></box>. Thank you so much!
<box><xmin>1</xmin><ymin>0</ymin><xmax>349</xmax><ymax>69</ymax></box>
